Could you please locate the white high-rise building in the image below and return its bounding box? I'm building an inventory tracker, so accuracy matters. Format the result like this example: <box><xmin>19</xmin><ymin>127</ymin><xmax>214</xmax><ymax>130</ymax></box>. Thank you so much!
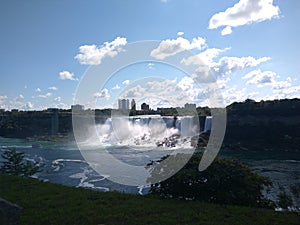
<box><xmin>118</xmin><ymin>99</ymin><xmax>130</xmax><ymax>110</ymax></box>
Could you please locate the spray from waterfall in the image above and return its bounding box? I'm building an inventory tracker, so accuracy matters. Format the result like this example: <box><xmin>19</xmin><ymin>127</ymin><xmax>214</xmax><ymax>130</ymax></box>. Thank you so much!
<box><xmin>82</xmin><ymin>115</ymin><xmax>211</xmax><ymax>148</ymax></box>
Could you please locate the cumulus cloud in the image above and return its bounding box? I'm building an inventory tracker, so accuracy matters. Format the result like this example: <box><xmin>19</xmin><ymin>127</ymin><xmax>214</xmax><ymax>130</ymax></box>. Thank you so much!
<box><xmin>217</xmin><ymin>77</ymin><xmax>231</xmax><ymax>89</ymax></box>
<box><xmin>182</xmin><ymin>47</ymin><xmax>230</xmax><ymax>67</ymax></box>
<box><xmin>48</xmin><ymin>86</ymin><xmax>58</xmax><ymax>91</ymax></box>
<box><xmin>59</xmin><ymin>71</ymin><xmax>78</xmax><ymax>81</ymax></box>
<box><xmin>209</xmin><ymin>0</ymin><xmax>280</xmax><ymax>35</ymax></box>
<box><xmin>243</xmin><ymin>70</ymin><xmax>294</xmax><ymax>91</ymax></box>
<box><xmin>221</xmin><ymin>26</ymin><xmax>232</xmax><ymax>36</ymax></box>
<box><xmin>54</xmin><ymin>97</ymin><xmax>61</xmax><ymax>102</ymax></box>
<box><xmin>212</xmin><ymin>56</ymin><xmax>270</xmax><ymax>76</ymax></box>
<box><xmin>192</xmin><ymin>66</ymin><xmax>217</xmax><ymax>83</ymax></box>
<box><xmin>122</xmin><ymin>85</ymin><xmax>146</xmax><ymax>98</ymax></box>
<box><xmin>24</xmin><ymin>102</ymin><xmax>34</xmax><ymax>110</ymax></box>
<box><xmin>75</xmin><ymin>37</ymin><xmax>127</xmax><ymax>65</ymax></box>
<box><xmin>150</xmin><ymin>36</ymin><xmax>206</xmax><ymax>59</ymax></box>
<box><xmin>177</xmin><ymin>76</ymin><xmax>194</xmax><ymax>91</ymax></box>
<box><xmin>19</xmin><ymin>94</ymin><xmax>24</xmax><ymax>99</ymax></box>
<box><xmin>0</xmin><ymin>95</ymin><xmax>7</xmax><ymax>101</ymax></box>
<box><xmin>272</xmin><ymin>81</ymin><xmax>292</xmax><ymax>90</ymax></box>
<box><xmin>38</xmin><ymin>93</ymin><xmax>52</xmax><ymax>98</ymax></box>
<box><xmin>122</xmin><ymin>80</ymin><xmax>130</xmax><ymax>85</ymax></box>
<box><xmin>243</xmin><ymin>69</ymin><xmax>276</xmax><ymax>85</ymax></box>
<box><xmin>177</xmin><ymin>31</ymin><xmax>184</xmax><ymax>36</ymax></box>
<box><xmin>112</xmin><ymin>84</ymin><xmax>121</xmax><ymax>90</ymax></box>
<box><xmin>35</xmin><ymin>88</ymin><xmax>41</xmax><ymax>92</ymax></box>
<box><xmin>0</xmin><ymin>95</ymin><xmax>7</xmax><ymax>107</ymax></box>
<box><xmin>94</xmin><ymin>89</ymin><xmax>110</xmax><ymax>100</ymax></box>
<box><xmin>270</xmin><ymin>85</ymin><xmax>300</xmax><ymax>100</ymax></box>
<box><xmin>222</xmin><ymin>87</ymin><xmax>248</xmax><ymax>105</ymax></box>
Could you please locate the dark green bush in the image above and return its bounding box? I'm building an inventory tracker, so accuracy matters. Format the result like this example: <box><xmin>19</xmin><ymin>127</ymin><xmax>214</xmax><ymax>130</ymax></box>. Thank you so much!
<box><xmin>0</xmin><ymin>149</ymin><xmax>41</xmax><ymax>177</ymax></box>
<box><xmin>148</xmin><ymin>153</ymin><xmax>274</xmax><ymax>208</ymax></box>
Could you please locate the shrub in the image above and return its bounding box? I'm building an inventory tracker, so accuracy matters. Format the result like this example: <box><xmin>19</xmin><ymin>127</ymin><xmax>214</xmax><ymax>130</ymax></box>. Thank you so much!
<box><xmin>0</xmin><ymin>149</ymin><xmax>41</xmax><ymax>177</ymax></box>
<box><xmin>277</xmin><ymin>191</ymin><xmax>293</xmax><ymax>209</ymax></box>
<box><xmin>148</xmin><ymin>152</ymin><xmax>274</xmax><ymax>208</ymax></box>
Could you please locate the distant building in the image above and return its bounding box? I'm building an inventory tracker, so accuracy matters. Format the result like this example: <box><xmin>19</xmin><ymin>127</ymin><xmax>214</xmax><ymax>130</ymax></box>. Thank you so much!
<box><xmin>184</xmin><ymin>103</ymin><xmax>196</xmax><ymax>110</ymax></box>
<box><xmin>0</xmin><ymin>109</ymin><xmax>5</xmax><ymax>113</ymax></box>
<box><xmin>71</xmin><ymin>104</ymin><xmax>84</xmax><ymax>111</ymax></box>
<box><xmin>131</xmin><ymin>99</ymin><xmax>136</xmax><ymax>111</ymax></box>
<box><xmin>118</xmin><ymin>99</ymin><xmax>130</xmax><ymax>110</ymax></box>
<box><xmin>141</xmin><ymin>102</ymin><xmax>150</xmax><ymax>111</ymax></box>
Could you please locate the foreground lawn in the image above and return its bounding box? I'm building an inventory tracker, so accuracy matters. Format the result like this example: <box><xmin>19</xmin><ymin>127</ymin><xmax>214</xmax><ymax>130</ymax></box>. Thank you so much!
<box><xmin>0</xmin><ymin>174</ymin><xmax>299</xmax><ymax>225</ymax></box>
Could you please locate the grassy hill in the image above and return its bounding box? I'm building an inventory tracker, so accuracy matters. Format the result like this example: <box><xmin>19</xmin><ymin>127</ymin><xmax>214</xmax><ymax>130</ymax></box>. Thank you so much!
<box><xmin>0</xmin><ymin>174</ymin><xmax>299</xmax><ymax>225</ymax></box>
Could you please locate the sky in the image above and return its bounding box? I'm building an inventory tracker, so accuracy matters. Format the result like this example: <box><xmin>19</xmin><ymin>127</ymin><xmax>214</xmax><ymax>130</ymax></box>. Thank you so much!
<box><xmin>0</xmin><ymin>0</ymin><xmax>300</xmax><ymax>110</ymax></box>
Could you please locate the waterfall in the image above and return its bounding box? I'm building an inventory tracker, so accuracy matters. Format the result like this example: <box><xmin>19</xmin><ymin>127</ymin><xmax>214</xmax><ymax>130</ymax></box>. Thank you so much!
<box><xmin>84</xmin><ymin>115</ymin><xmax>204</xmax><ymax>148</ymax></box>
<box><xmin>204</xmin><ymin>116</ymin><xmax>212</xmax><ymax>133</ymax></box>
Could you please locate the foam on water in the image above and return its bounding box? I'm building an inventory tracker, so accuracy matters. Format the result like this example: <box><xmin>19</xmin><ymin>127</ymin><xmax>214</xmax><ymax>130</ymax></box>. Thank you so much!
<box><xmin>70</xmin><ymin>167</ymin><xmax>110</xmax><ymax>191</ymax></box>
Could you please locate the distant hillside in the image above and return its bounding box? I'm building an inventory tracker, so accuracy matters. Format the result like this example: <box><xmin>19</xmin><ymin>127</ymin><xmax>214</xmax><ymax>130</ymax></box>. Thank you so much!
<box><xmin>224</xmin><ymin>98</ymin><xmax>300</xmax><ymax>152</ymax></box>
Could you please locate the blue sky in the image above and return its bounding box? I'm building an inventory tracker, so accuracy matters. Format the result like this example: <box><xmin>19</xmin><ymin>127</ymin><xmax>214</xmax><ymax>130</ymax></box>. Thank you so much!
<box><xmin>0</xmin><ymin>0</ymin><xmax>299</xmax><ymax>110</ymax></box>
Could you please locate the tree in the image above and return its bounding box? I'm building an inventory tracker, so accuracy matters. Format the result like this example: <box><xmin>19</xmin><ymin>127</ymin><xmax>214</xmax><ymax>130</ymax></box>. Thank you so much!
<box><xmin>277</xmin><ymin>190</ymin><xmax>293</xmax><ymax>209</ymax></box>
<box><xmin>148</xmin><ymin>153</ymin><xmax>274</xmax><ymax>208</ymax></box>
<box><xmin>0</xmin><ymin>149</ymin><xmax>41</xmax><ymax>177</ymax></box>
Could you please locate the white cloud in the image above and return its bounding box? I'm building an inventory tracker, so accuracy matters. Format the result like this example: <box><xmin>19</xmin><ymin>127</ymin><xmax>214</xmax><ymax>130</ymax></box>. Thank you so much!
<box><xmin>75</xmin><ymin>37</ymin><xmax>127</xmax><ymax>65</ymax></box>
<box><xmin>54</xmin><ymin>97</ymin><xmax>61</xmax><ymax>102</ymax></box>
<box><xmin>0</xmin><ymin>95</ymin><xmax>7</xmax><ymax>108</ymax></box>
<box><xmin>59</xmin><ymin>71</ymin><xmax>78</xmax><ymax>81</ymax></box>
<box><xmin>243</xmin><ymin>70</ymin><xmax>294</xmax><ymax>91</ymax></box>
<box><xmin>150</xmin><ymin>36</ymin><xmax>206</xmax><ymax>59</ymax></box>
<box><xmin>209</xmin><ymin>0</ymin><xmax>280</xmax><ymax>35</ymax></box>
<box><xmin>0</xmin><ymin>95</ymin><xmax>7</xmax><ymax>101</ymax></box>
<box><xmin>270</xmin><ymin>85</ymin><xmax>300</xmax><ymax>100</ymax></box>
<box><xmin>147</xmin><ymin>63</ymin><xmax>155</xmax><ymax>69</ymax></box>
<box><xmin>122</xmin><ymin>85</ymin><xmax>146</xmax><ymax>98</ymax></box>
<box><xmin>19</xmin><ymin>94</ymin><xmax>24</xmax><ymax>99</ymax></box>
<box><xmin>177</xmin><ymin>76</ymin><xmax>194</xmax><ymax>91</ymax></box>
<box><xmin>112</xmin><ymin>84</ymin><xmax>121</xmax><ymax>90</ymax></box>
<box><xmin>38</xmin><ymin>92</ymin><xmax>52</xmax><ymax>98</ymax></box>
<box><xmin>192</xmin><ymin>66</ymin><xmax>216</xmax><ymax>83</ymax></box>
<box><xmin>25</xmin><ymin>102</ymin><xmax>34</xmax><ymax>110</ymax></box>
<box><xmin>48</xmin><ymin>86</ymin><xmax>58</xmax><ymax>91</ymax></box>
<box><xmin>221</xmin><ymin>26</ymin><xmax>232</xmax><ymax>36</ymax></box>
<box><xmin>217</xmin><ymin>77</ymin><xmax>230</xmax><ymax>89</ymax></box>
<box><xmin>271</xmin><ymin>80</ymin><xmax>292</xmax><ymax>90</ymax></box>
<box><xmin>6</xmin><ymin>97</ymin><xmax>34</xmax><ymax>110</ymax></box>
<box><xmin>35</xmin><ymin>88</ymin><xmax>41</xmax><ymax>92</ymax></box>
<box><xmin>243</xmin><ymin>69</ymin><xmax>276</xmax><ymax>85</ymax></box>
<box><xmin>212</xmin><ymin>56</ymin><xmax>270</xmax><ymax>76</ymax></box>
<box><xmin>222</xmin><ymin>87</ymin><xmax>248</xmax><ymax>105</ymax></box>
<box><xmin>182</xmin><ymin>47</ymin><xmax>230</xmax><ymax>67</ymax></box>
<box><xmin>177</xmin><ymin>31</ymin><xmax>184</xmax><ymax>36</ymax></box>
<box><xmin>94</xmin><ymin>89</ymin><xmax>110</xmax><ymax>100</ymax></box>
<box><xmin>122</xmin><ymin>80</ymin><xmax>130</xmax><ymax>85</ymax></box>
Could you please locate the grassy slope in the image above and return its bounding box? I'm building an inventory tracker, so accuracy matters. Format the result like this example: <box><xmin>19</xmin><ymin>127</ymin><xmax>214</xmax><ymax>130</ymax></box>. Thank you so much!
<box><xmin>0</xmin><ymin>174</ymin><xmax>299</xmax><ymax>225</ymax></box>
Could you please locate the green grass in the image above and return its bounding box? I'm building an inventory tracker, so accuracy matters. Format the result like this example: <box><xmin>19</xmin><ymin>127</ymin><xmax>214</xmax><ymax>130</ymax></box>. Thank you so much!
<box><xmin>0</xmin><ymin>174</ymin><xmax>299</xmax><ymax>225</ymax></box>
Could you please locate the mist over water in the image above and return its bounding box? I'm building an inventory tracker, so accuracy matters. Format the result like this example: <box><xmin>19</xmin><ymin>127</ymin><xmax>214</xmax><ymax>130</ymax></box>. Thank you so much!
<box><xmin>83</xmin><ymin>115</ymin><xmax>204</xmax><ymax>149</ymax></box>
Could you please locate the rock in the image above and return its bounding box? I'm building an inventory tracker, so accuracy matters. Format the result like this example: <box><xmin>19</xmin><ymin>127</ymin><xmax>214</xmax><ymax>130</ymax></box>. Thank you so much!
<box><xmin>0</xmin><ymin>198</ymin><xmax>22</xmax><ymax>225</ymax></box>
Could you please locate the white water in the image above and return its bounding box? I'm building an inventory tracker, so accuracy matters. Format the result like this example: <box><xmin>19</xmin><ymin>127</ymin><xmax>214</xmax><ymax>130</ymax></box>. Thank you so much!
<box><xmin>204</xmin><ymin>116</ymin><xmax>212</xmax><ymax>133</ymax></box>
<box><xmin>88</xmin><ymin>115</ymin><xmax>206</xmax><ymax>148</ymax></box>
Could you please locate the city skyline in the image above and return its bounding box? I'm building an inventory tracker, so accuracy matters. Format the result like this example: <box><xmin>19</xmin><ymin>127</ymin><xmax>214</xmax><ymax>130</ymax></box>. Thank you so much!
<box><xmin>1</xmin><ymin>0</ymin><xmax>300</xmax><ymax>110</ymax></box>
